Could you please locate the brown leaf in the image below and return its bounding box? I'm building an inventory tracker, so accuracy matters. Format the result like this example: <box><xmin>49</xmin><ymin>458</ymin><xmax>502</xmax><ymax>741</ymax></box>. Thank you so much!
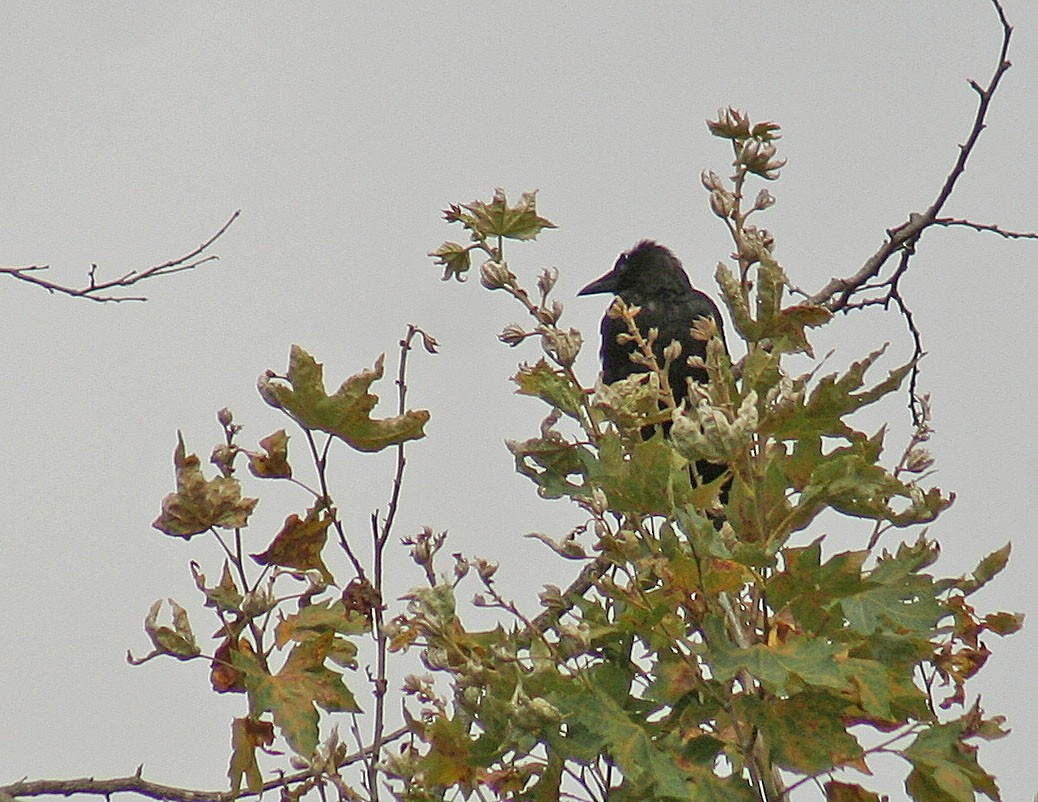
<box><xmin>251</xmin><ymin>507</ymin><xmax>335</xmax><ymax>583</ymax></box>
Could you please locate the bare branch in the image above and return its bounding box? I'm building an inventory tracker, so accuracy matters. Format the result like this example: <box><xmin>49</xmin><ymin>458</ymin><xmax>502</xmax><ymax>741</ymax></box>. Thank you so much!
<box><xmin>0</xmin><ymin>210</ymin><xmax>241</xmax><ymax>303</ymax></box>
<box><xmin>933</xmin><ymin>217</ymin><xmax>1038</xmax><ymax>239</ymax></box>
<box><xmin>0</xmin><ymin>726</ymin><xmax>408</xmax><ymax>802</ymax></box>
<box><xmin>808</xmin><ymin>0</ymin><xmax>1013</xmax><ymax>311</ymax></box>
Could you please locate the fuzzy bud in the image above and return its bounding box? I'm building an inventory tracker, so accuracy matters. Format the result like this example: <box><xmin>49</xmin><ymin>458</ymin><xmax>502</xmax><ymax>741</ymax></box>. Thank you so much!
<box><xmin>499</xmin><ymin>323</ymin><xmax>528</xmax><ymax>347</ymax></box>
<box><xmin>710</xmin><ymin>189</ymin><xmax>735</xmax><ymax>219</ymax></box>
<box><xmin>753</xmin><ymin>188</ymin><xmax>776</xmax><ymax>210</ymax></box>
<box><xmin>479</xmin><ymin>260</ymin><xmax>514</xmax><ymax>291</ymax></box>
<box><xmin>537</xmin><ymin>267</ymin><xmax>559</xmax><ymax>297</ymax></box>
<box><xmin>905</xmin><ymin>448</ymin><xmax>935</xmax><ymax>473</ymax></box>
<box><xmin>544</xmin><ymin>327</ymin><xmax>583</xmax><ymax>368</ymax></box>
<box><xmin>701</xmin><ymin>169</ymin><xmax>725</xmax><ymax>192</ymax></box>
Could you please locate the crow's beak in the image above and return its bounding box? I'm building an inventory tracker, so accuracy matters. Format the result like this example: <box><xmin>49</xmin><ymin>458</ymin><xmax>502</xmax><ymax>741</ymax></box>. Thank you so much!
<box><xmin>577</xmin><ymin>270</ymin><xmax>618</xmax><ymax>296</ymax></box>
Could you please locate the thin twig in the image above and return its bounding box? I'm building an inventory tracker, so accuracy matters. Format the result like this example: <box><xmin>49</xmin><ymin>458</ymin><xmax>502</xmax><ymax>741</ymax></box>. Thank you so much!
<box><xmin>933</xmin><ymin>217</ymin><xmax>1038</xmax><ymax>239</ymax></box>
<box><xmin>366</xmin><ymin>324</ymin><xmax>435</xmax><ymax>801</ymax></box>
<box><xmin>1</xmin><ymin>211</ymin><xmax>240</xmax><ymax>302</ymax></box>
<box><xmin>808</xmin><ymin>0</ymin><xmax>1013</xmax><ymax>311</ymax></box>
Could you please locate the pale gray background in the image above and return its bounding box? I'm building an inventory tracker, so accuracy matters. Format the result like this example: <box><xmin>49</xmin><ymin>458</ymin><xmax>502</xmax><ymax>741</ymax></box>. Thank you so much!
<box><xmin>2</xmin><ymin>3</ymin><xmax>1034</xmax><ymax>800</ymax></box>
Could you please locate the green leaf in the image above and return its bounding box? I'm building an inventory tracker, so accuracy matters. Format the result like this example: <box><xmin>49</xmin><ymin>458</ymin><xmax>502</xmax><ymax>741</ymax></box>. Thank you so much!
<box><xmin>191</xmin><ymin>560</ymin><xmax>243</xmax><ymax>613</ymax></box>
<box><xmin>152</xmin><ymin>433</ymin><xmax>258</xmax><ymax>538</ymax></box>
<box><xmin>707</xmin><ymin>624</ymin><xmax>847</xmax><ymax>695</ymax></box>
<box><xmin>259</xmin><ymin>346</ymin><xmax>429</xmax><ymax>452</ymax></box>
<box><xmin>768</xmin><ymin>303</ymin><xmax>832</xmax><ymax>355</ymax></box>
<box><xmin>766</xmin><ymin>346</ymin><xmax>911</xmax><ymax>441</ymax></box>
<box><xmin>513</xmin><ymin>359</ymin><xmax>585</xmax><ymax>419</ymax></box>
<box><xmin>251</xmin><ymin>507</ymin><xmax>335</xmax><ymax>583</ymax></box>
<box><xmin>824</xmin><ymin>781</ymin><xmax>883</xmax><ymax>802</ymax></box>
<box><xmin>591</xmin><ymin>430</ymin><xmax>699</xmax><ymax>516</ymax></box>
<box><xmin>550</xmin><ymin>683</ymin><xmax>754</xmax><ymax>801</ymax></box>
<box><xmin>235</xmin><ymin>633</ymin><xmax>361</xmax><ymax>757</ymax></box>
<box><xmin>981</xmin><ymin>610</ymin><xmax>1023</xmax><ymax>636</ymax></box>
<box><xmin>422</xmin><ymin>716</ymin><xmax>476</xmax><ymax>787</ymax></box>
<box><xmin>904</xmin><ymin>720</ymin><xmax>1001</xmax><ymax>802</ymax></box>
<box><xmin>842</xmin><ymin>539</ymin><xmax>944</xmax><ymax>635</ymax></box>
<box><xmin>958</xmin><ymin>543</ymin><xmax>1012</xmax><ymax>595</ymax></box>
<box><xmin>754</xmin><ymin>259</ymin><xmax>785</xmax><ymax>332</ymax></box>
<box><xmin>716</xmin><ymin>263</ymin><xmax>757</xmax><ymax>341</ymax></box>
<box><xmin>454</xmin><ymin>188</ymin><xmax>556</xmax><ymax>242</ymax></box>
<box><xmin>128</xmin><ymin>598</ymin><xmax>201</xmax><ymax>664</ymax></box>
<box><xmin>767</xmin><ymin>541</ymin><xmax>867</xmax><ymax>633</ymax></box>
<box><xmin>508</xmin><ymin>434</ymin><xmax>591</xmax><ymax>499</ymax></box>
<box><xmin>740</xmin><ymin>693</ymin><xmax>864</xmax><ymax>773</ymax></box>
<box><xmin>276</xmin><ymin>599</ymin><xmax>370</xmax><ymax>645</ymax></box>
<box><xmin>429</xmin><ymin>240</ymin><xmax>472</xmax><ymax>281</ymax></box>
<box><xmin>591</xmin><ymin>371</ymin><xmax>668</xmax><ymax>433</ymax></box>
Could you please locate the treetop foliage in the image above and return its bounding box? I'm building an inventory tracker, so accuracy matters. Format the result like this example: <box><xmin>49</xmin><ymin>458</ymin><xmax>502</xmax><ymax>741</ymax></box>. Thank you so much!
<box><xmin>101</xmin><ymin>111</ymin><xmax>1021</xmax><ymax>802</ymax></box>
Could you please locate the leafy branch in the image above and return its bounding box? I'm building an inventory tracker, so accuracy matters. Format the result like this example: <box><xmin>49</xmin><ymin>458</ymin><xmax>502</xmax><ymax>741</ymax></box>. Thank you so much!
<box><xmin>402</xmin><ymin>114</ymin><xmax>1021</xmax><ymax>802</ymax></box>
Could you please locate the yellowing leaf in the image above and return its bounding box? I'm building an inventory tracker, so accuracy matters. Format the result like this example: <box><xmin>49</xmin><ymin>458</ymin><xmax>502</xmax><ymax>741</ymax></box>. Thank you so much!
<box><xmin>259</xmin><ymin>346</ymin><xmax>429</xmax><ymax>453</ymax></box>
<box><xmin>740</xmin><ymin>693</ymin><xmax>864</xmax><ymax>773</ymax></box>
<box><xmin>247</xmin><ymin>429</ymin><xmax>291</xmax><ymax>479</ymax></box>
<box><xmin>228</xmin><ymin>717</ymin><xmax>273</xmax><ymax>794</ymax></box>
<box><xmin>152</xmin><ymin>433</ymin><xmax>258</xmax><ymax>538</ymax></box>
<box><xmin>234</xmin><ymin>633</ymin><xmax>360</xmax><ymax>757</ymax></box>
<box><xmin>513</xmin><ymin>359</ymin><xmax>585</xmax><ymax>419</ymax></box>
<box><xmin>127</xmin><ymin>598</ymin><xmax>201</xmax><ymax>665</ymax></box>
<box><xmin>275</xmin><ymin>599</ymin><xmax>370</xmax><ymax>648</ymax></box>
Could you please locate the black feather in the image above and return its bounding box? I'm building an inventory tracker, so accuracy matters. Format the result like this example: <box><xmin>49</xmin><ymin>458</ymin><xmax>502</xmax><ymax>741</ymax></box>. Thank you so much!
<box><xmin>579</xmin><ymin>240</ymin><xmax>729</xmax><ymax>491</ymax></box>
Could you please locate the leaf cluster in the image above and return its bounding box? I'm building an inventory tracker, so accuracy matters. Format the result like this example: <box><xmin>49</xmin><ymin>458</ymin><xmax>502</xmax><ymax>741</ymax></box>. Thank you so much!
<box><xmin>138</xmin><ymin>344</ymin><xmax>431</xmax><ymax>795</ymax></box>
<box><xmin>395</xmin><ymin>115</ymin><xmax>1021</xmax><ymax>802</ymax></box>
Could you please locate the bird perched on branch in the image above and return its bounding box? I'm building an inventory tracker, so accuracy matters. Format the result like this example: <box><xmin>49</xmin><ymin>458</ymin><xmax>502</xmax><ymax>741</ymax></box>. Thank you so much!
<box><xmin>578</xmin><ymin>239</ymin><xmax>729</xmax><ymax>490</ymax></box>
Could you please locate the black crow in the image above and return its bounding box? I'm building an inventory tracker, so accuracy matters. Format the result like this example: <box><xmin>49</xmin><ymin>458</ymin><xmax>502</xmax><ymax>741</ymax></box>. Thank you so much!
<box><xmin>578</xmin><ymin>240</ymin><xmax>729</xmax><ymax>490</ymax></box>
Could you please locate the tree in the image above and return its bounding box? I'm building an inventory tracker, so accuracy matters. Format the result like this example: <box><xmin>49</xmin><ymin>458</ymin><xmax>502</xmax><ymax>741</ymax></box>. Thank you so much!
<box><xmin>1</xmin><ymin>3</ymin><xmax>1030</xmax><ymax>801</ymax></box>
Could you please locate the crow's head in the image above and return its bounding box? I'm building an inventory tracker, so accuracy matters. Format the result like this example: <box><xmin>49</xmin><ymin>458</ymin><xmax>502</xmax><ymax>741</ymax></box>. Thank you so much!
<box><xmin>577</xmin><ymin>240</ymin><xmax>694</xmax><ymax>302</ymax></box>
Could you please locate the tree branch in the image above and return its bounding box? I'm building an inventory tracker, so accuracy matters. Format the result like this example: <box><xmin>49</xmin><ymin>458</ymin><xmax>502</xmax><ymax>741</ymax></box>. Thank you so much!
<box><xmin>0</xmin><ymin>210</ymin><xmax>240</xmax><ymax>303</ymax></box>
<box><xmin>807</xmin><ymin>0</ymin><xmax>1013</xmax><ymax>311</ymax></box>
<box><xmin>0</xmin><ymin>726</ymin><xmax>408</xmax><ymax>802</ymax></box>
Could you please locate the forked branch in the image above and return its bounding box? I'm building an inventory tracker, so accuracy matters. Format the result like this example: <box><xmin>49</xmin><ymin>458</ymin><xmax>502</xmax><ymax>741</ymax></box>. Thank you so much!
<box><xmin>1</xmin><ymin>210</ymin><xmax>240</xmax><ymax>303</ymax></box>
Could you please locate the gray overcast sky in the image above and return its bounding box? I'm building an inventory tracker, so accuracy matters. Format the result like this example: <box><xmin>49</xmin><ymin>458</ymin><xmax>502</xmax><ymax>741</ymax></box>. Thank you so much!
<box><xmin>2</xmin><ymin>3</ymin><xmax>1035</xmax><ymax>800</ymax></box>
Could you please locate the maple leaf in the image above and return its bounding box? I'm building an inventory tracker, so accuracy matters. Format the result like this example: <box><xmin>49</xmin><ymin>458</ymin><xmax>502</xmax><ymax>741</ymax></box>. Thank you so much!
<box><xmin>152</xmin><ymin>433</ymin><xmax>258</xmax><ymax>538</ymax></box>
<box><xmin>252</xmin><ymin>507</ymin><xmax>335</xmax><ymax>584</ymax></box>
<box><xmin>234</xmin><ymin>632</ymin><xmax>360</xmax><ymax>757</ymax></box>
<box><xmin>246</xmin><ymin>429</ymin><xmax>291</xmax><ymax>479</ymax></box>
<box><xmin>259</xmin><ymin>346</ymin><xmax>429</xmax><ymax>453</ymax></box>
<box><xmin>456</xmin><ymin>188</ymin><xmax>556</xmax><ymax>242</ymax></box>
<box><xmin>228</xmin><ymin>716</ymin><xmax>274</xmax><ymax>794</ymax></box>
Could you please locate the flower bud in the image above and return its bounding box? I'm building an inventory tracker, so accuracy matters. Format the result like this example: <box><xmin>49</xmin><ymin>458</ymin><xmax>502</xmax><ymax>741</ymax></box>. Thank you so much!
<box><xmin>710</xmin><ymin>190</ymin><xmax>735</xmax><ymax>219</ymax></box>
<box><xmin>479</xmin><ymin>260</ymin><xmax>514</xmax><ymax>291</ymax></box>
<box><xmin>544</xmin><ymin>328</ymin><xmax>583</xmax><ymax>368</ymax></box>
<box><xmin>499</xmin><ymin>323</ymin><xmax>528</xmax><ymax>347</ymax></box>
<box><xmin>537</xmin><ymin>267</ymin><xmax>559</xmax><ymax>297</ymax></box>
<box><xmin>753</xmin><ymin>189</ymin><xmax>776</xmax><ymax>210</ymax></box>
<box><xmin>701</xmin><ymin>169</ymin><xmax>724</xmax><ymax>192</ymax></box>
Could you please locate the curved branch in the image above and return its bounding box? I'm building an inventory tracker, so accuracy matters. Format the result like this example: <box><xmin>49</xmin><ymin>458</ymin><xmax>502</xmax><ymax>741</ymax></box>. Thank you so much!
<box><xmin>808</xmin><ymin>0</ymin><xmax>1013</xmax><ymax>311</ymax></box>
<box><xmin>0</xmin><ymin>210</ymin><xmax>240</xmax><ymax>303</ymax></box>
